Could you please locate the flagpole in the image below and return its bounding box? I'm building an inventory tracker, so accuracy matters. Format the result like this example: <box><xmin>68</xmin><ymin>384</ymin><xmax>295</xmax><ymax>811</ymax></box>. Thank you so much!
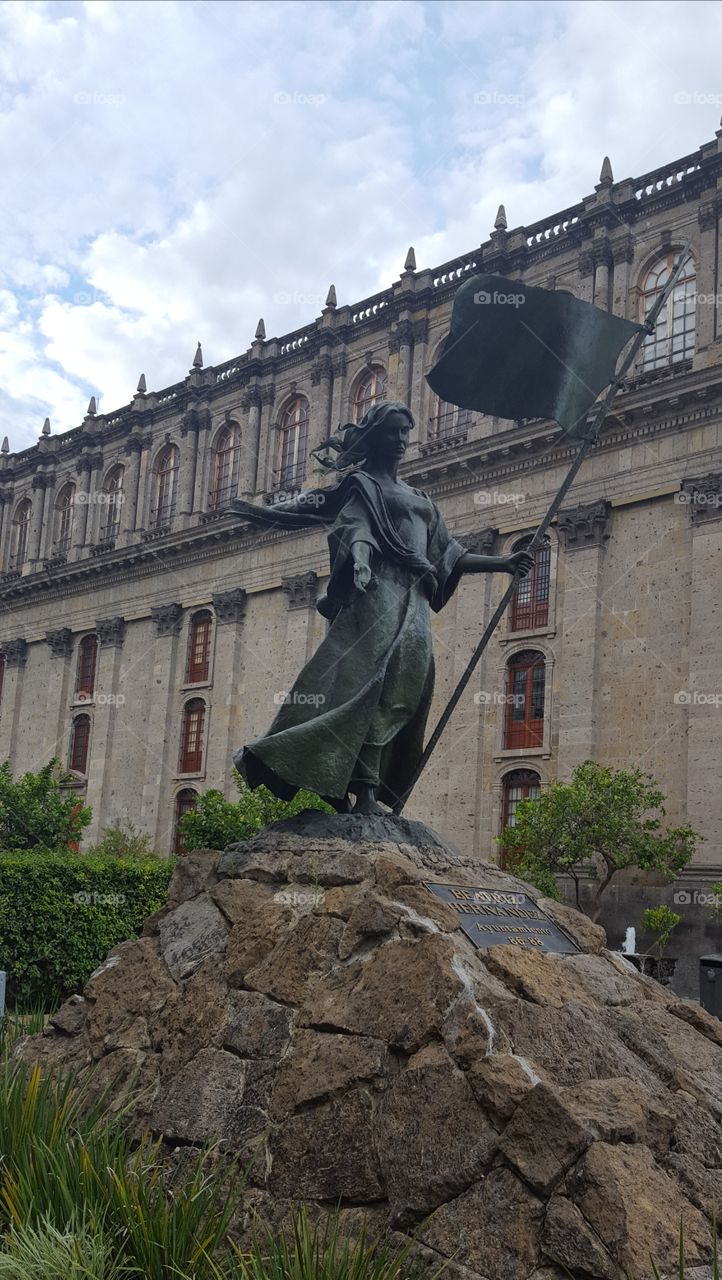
<box><xmin>392</xmin><ymin>242</ymin><xmax>692</xmax><ymax>817</ymax></box>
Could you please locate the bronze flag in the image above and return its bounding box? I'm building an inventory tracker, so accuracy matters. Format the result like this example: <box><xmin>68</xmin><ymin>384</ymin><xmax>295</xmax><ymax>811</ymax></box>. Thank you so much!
<box><xmin>427</xmin><ymin>273</ymin><xmax>644</xmax><ymax>437</ymax></box>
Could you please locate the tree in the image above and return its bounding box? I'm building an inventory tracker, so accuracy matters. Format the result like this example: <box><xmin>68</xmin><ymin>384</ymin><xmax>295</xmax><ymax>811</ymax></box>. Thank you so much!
<box><xmin>497</xmin><ymin>760</ymin><xmax>702</xmax><ymax>919</ymax></box>
<box><xmin>0</xmin><ymin>760</ymin><xmax>91</xmax><ymax>852</ymax></box>
<box><xmin>179</xmin><ymin>769</ymin><xmax>333</xmax><ymax>851</ymax></box>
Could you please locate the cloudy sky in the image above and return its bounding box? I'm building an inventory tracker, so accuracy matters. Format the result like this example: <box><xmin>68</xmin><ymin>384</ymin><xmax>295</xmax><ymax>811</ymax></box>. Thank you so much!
<box><xmin>1</xmin><ymin>0</ymin><xmax>721</xmax><ymax>450</ymax></box>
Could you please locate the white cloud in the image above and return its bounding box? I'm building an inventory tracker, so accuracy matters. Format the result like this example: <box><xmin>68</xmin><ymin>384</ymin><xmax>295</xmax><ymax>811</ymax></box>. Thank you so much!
<box><xmin>1</xmin><ymin>0</ymin><xmax>721</xmax><ymax>448</ymax></box>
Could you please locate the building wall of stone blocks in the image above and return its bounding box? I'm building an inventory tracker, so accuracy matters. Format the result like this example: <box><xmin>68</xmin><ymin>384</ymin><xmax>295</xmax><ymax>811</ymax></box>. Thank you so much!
<box><xmin>0</xmin><ymin>132</ymin><xmax>721</xmax><ymax>902</ymax></box>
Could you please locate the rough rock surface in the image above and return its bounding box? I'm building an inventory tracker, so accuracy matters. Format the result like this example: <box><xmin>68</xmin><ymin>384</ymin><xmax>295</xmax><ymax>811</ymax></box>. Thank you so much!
<box><xmin>15</xmin><ymin>816</ymin><xmax>722</xmax><ymax>1280</ymax></box>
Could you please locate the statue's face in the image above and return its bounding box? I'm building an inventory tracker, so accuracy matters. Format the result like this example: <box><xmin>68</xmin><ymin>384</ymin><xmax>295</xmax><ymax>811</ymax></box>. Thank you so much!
<box><xmin>371</xmin><ymin>410</ymin><xmax>411</xmax><ymax>463</ymax></box>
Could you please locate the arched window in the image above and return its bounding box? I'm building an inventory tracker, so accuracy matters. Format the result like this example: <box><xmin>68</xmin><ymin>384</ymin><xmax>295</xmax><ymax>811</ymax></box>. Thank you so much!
<box><xmin>509</xmin><ymin>536</ymin><xmax>551</xmax><ymax>632</ymax></box>
<box><xmin>209</xmin><ymin>424</ymin><xmax>241</xmax><ymax>509</ymax></box>
<box><xmin>640</xmin><ymin>252</ymin><xmax>696</xmax><ymax>371</ymax></box>
<box><xmin>10</xmin><ymin>500</ymin><xmax>31</xmax><ymax>570</ymax></box>
<box><xmin>277</xmin><ymin>397</ymin><xmax>309</xmax><ymax>492</ymax></box>
<box><xmin>180</xmin><ymin>698</ymin><xmax>206</xmax><ymax>773</ymax></box>
<box><xmin>502</xmin><ymin>768</ymin><xmax>541</xmax><ymax>830</ymax></box>
<box><xmin>101</xmin><ymin>464</ymin><xmax>124</xmax><ymax>541</ymax></box>
<box><xmin>76</xmin><ymin>634</ymin><xmax>98</xmax><ymax>701</ymax></box>
<box><xmin>353</xmin><ymin>366</ymin><xmax>387</xmax><ymax>423</ymax></box>
<box><xmin>504</xmin><ymin>650</ymin><xmax>545</xmax><ymax>750</ymax></box>
<box><xmin>186</xmin><ymin>610</ymin><xmax>212</xmax><ymax>683</ymax></box>
<box><xmin>55</xmin><ymin>482</ymin><xmax>75</xmax><ymax>555</ymax></box>
<box><xmin>429</xmin><ymin>395</ymin><xmax>471</xmax><ymax>441</ymax></box>
<box><xmin>69</xmin><ymin>713</ymin><xmax>91</xmax><ymax>774</ymax></box>
<box><xmin>151</xmin><ymin>444</ymin><xmax>179</xmax><ymax>527</ymax></box>
<box><xmin>173</xmin><ymin>788</ymin><xmax>198</xmax><ymax>855</ymax></box>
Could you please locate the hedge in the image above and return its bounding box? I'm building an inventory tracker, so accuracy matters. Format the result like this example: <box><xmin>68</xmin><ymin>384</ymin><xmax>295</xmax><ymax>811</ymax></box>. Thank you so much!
<box><xmin>0</xmin><ymin>850</ymin><xmax>173</xmax><ymax>1006</ymax></box>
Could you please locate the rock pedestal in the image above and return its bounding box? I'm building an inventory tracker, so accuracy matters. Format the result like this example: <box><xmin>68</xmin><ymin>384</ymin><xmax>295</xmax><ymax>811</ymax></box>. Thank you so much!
<box><xmin>17</xmin><ymin>815</ymin><xmax>722</xmax><ymax>1280</ymax></box>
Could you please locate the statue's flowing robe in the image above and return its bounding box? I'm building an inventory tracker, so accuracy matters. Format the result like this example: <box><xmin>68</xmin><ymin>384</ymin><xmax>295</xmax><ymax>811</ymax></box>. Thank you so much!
<box><xmin>231</xmin><ymin>472</ymin><xmax>467</xmax><ymax>807</ymax></box>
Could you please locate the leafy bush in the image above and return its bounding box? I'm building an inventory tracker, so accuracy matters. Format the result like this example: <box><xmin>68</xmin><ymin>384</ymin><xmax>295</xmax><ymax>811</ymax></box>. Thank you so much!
<box><xmin>641</xmin><ymin>904</ymin><xmax>682</xmax><ymax>956</ymax></box>
<box><xmin>0</xmin><ymin>851</ymin><xmax>172</xmax><ymax>1005</ymax></box>
<box><xmin>498</xmin><ymin>761</ymin><xmax>701</xmax><ymax>918</ymax></box>
<box><xmin>179</xmin><ymin>770</ymin><xmax>333</xmax><ymax>851</ymax></box>
<box><xmin>0</xmin><ymin>761</ymin><xmax>90</xmax><ymax>853</ymax></box>
<box><xmin>82</xmin><ymin>821</ymin><xmax>160</xmax><ymax>860</ymax></box>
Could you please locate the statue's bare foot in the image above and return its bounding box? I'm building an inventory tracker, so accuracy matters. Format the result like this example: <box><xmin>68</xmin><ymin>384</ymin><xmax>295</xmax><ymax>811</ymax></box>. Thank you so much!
<box><xmin>352</xmin><ymin>786</ymin><xmax>382</xmax><ymax>815</ymax></box>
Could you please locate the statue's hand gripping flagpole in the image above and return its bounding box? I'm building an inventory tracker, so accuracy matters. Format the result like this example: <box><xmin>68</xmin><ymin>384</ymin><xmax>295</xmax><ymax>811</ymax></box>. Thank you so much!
<box><xmin>392</xmin><ymin>242</ymin><xmax>692</xmax><ymax>817</ymax></box>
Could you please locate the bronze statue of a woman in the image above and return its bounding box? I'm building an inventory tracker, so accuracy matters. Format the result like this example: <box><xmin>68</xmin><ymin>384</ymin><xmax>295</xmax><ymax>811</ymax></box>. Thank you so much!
<box><xmin>231</xmin><ymin>402</ymin><xmax>532</xmax><ymax>815</ymax></box>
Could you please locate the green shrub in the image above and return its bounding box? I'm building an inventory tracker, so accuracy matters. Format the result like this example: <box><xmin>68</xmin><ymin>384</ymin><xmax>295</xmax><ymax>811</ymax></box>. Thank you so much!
<box><xmin>82</xmin><ymin>820</ymin><xmax>160</xmax><ymax>860</ymax></box>
<box><xmin>179</xmin><ymin>770</ymin><xmax>333</xmax><ymax>852</ymax></box>
<box><xmin>0</xmin><ymin>850</ymin><xmax>172</xmax><ymax>1005</ymax></box>
<box><xmin>0</xmin><ymin>1216</ymin><xmax>122</xmax><ymax>1280</ymax></box>
<box><xmin>641</xmin><ymin>904</ymin><xmax>682</xmax><ymax>956</ymax></box>
<box><xmin>0</xmin><ymin>761</ymin><xmax>91</xmax><ymax>853</ymax></box>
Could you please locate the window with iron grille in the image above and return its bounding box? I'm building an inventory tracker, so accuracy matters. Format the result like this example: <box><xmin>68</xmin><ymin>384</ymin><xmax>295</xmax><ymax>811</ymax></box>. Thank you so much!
<box><xmin>640</xmin><ymin>253</ymin><xmax>695</xmax><ymax>371</ymax></box>
<box><xmin>151</xmin><ymin>445</ymin><xmax>179</xmax><ymax>527</ymax></box>
<box><xmin>186</xmin><ymin>611</ymin><xmax>212</xmax><ymax>683</ymax></box>
<box><xmin>55</xmin><ymin>484</ymin><xmax>75</xmax><ymax>554</ymax></box>
<box><xmin>11</xmin><ymin>501</ymin><xmax>31</xmax><ymax>570</ymax></box>
<box><xmin>102</xmin><ymin>465</ymin><xmax>124</xmax><ymax>540</ymax></box>
<box><xmin>180</xmin><ymin>698</ymin><xmax>206</xmax><ymax>773</ymax></box>
<box><xmin>69</xmin><ymin>714</ymin><xmax>91</xmax><ymax>774</ymax></box>
<box><xmin>429</xmin><ymin>399</ymin><xmax>471</xmax><ymax>440</ymax></box>
<box><xmin>76</xmin><ymin>634</ymin><xmax>98</xmax><ymax>701</ymax></box>
<box><xmin>504</xmin><ymin>650</ymin><xmax>545</xmax><ymax>750</ymax></box>
<box><xmin>277</xmin><ymin>397</ymin><xmax>309</xmax><ymax>492</ymax></box>
<box><xmin>174</xmin><ymin>788</ymin><xmax>198</xmax><ymax>854</ymax></box>
<box><xmin>353</xmin><ymin>366</ymin><xmax>387</xmax><ymax>423</ymax></box>
<box><xmin>502</xmin><ymin>768</ymin><xmax>541</xmax><ymax>828</ymax></box>
<box><xmin>510</xmin><ymin>536</ymin><xmax>550</xmax><ymax>631</ymax></box>
<box><xmin>209</xmin><ymin>425</ymin><xmax>241</xmax><ymax>509</ymax></box>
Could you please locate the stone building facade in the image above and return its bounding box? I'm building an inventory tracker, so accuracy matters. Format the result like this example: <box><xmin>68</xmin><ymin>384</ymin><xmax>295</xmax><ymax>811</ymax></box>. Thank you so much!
<box><xmin>1</xmin><ymin>130</ymin><xmax>722</xmax><ymax>939</ymax></box>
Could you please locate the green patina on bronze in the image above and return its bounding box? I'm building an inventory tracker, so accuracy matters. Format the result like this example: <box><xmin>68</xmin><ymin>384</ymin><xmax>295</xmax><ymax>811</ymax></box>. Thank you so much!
<box><xmin>231</xmin><ymin>402</ymin><xmax>530</xmax><ymax>815</ymax></box>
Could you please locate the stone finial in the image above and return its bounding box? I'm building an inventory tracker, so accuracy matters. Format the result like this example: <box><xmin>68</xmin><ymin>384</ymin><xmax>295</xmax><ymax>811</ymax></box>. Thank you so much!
<box><xmin>1</xmin><ymin>438</ymin><xmax>8</xmax><ymax>454</ymax></box>
<box><xmin>193</xmin><ymin>343</ymin><xmax>203</xmax><ymax>369</ymax></box>
<box><xmin>404</xmin><ymin>246</ymin><xmax>416</xmax><ymax>272</ymax></box>
<box><xmin>599</xmin><ymin>156</ymin><xmax>613</xmax><ymax>186</ymax></box>
<box><xmin>255</xmin><ymin>318</ymin><xmax>266</xmax><ymax>341</ymax></box>
<box><xmin>87</xmin><ymin>396</ymin><xmax>97</xmax><ymax>416</ymax></box>
<box><xmin>137</xmin><ymin>373</ymin><xmax>147</xmax><ymax>394</ymax></box>
<box><xmin>42</xmin><ymin>417</ymin><xmax>51</xmax><ymax>436</ymax></box>
<box><xmin>494</xmin><ymin>204</ymin><xmax>508</xmax><ymax>232</ymax></box>
<box><xmin>325</xmin><ymin>284</ymin><xmax>337</xmax><ymax>308</ymax></box>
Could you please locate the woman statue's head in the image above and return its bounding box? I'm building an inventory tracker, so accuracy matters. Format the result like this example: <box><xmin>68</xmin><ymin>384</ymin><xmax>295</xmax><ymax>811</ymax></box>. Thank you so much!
<box><xmin>334</xmin><ymin>401</ymin><xmax>414</xmax><ymax>469</ymax></box>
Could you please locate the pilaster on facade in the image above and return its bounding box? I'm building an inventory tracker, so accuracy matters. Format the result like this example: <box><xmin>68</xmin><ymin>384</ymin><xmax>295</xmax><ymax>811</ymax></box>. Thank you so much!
<box><xmin>557</xmin><ymin>499</ymin><xmax>611</xmax><ymax>550</ymax></box>
<box><xmin>96</xmin><ymin>616</ymin><xmax>126</xmax><ymax>648</ymax></box>
<box><xmin>212</xmin><ymin>587</ymin><xmax>248</xmax><ymax>624</ymax></box>
<box><xmin>680</xmin><ymin>472</ymin><xmax>722</xmax><ymax>524</ymax></box>
<box><xmin>151</xmin><ymin>603</ymin><xmax>183</xmax><ymax>637</ymax></box>
<box><xmin>281</xmin><ymin>571</ymin><xmax>318</xmax><ymax>610</ymax></box>
<box><xmin>46</xmin><ymin>628</ymin><xmax>74</xmax><ymax>659</ymax></box>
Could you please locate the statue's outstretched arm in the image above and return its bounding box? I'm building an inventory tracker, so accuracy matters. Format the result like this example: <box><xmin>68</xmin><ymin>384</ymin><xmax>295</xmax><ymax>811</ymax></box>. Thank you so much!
<box><xmin>229</xmin><ymin>494</ymin><xmax>328</xmax><ymax>530</ymax></box>
<box><xmin>458</xmin><ymin>549</ymin><xmax>534</xmax><ymax>578</ymax></box>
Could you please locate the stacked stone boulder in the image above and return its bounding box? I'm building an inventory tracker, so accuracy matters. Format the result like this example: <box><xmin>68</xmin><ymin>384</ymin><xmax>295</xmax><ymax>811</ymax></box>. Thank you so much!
<box><xmin>16</xmin><ymin>815</ymin><xmax>722</xmax><ymax>1280</ymax></box>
